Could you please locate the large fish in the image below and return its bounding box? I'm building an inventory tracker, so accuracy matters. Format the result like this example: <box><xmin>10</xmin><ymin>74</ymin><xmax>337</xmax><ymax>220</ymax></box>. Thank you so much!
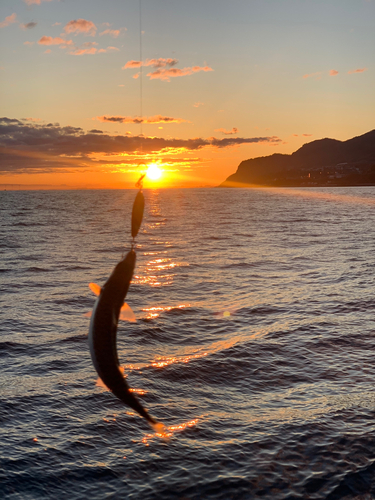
<box><xmin>88</xmin><ymin>186</ymin><xmax>163</xmax><ymax>432</ymax></box>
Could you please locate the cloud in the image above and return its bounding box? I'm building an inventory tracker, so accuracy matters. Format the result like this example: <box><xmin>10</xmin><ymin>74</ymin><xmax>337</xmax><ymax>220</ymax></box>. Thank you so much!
<box><xmin>303</xmin><ymin>71</ymin><xmax>322</xmax><ymax>80</ymax></box>
<box><xmin>24</xmin><ymin>0</ymin><xmax>53</xmax><ymax>4</ymax></box>
<box><xmin>99</xmin><ymin>28</ymin><xmax>126</xmax><ymax>38</ymax></box>
<box><xmin>70</xmin><ymin>47</ymin><xmax>98</xmax><ymax>56</ymax></box>
<box><xmin>96</xmin><ymin>115</ymin><xmax>190</xmax><ymax>124</ymax></box>
<box><xmin>215</xmin><ymin>127</ymin><xmax>238</xmax><ymax>135</ymax></box>
<box><xmin>24</xmin><ymin>41</ymin><xmax>35</xmax><ymax>46</ymax></box>
<box><xmin>20</xmin><ymin>22</ymin><xmax>37</xmax><ymax>30</ymax></box>
<box><xmin>0</xmin><ymin>13</ymin><xmax>17</xmax><ymax>28</ymax></box>
<box><xmin>147</xmin><ymin>66</ymin><xmax>213</xmax><ymax>82</ymax></box>
<box><xmin>0</xmin><ymin>117</ymin><xmax>281</xmax><ymax>174</ymax></box>
<box><xmin>348</xmin><ymin>67</ymin><xmax>368</xmax><ymax>74</ymax></box>
<box><xmin>302</xmin><ymin>134</ymin><xmax>312</xmax><ymax>137</ymax></box>
<box><xmin>194</xmin><ymin>102</ymin><xmax>204</xmax><ymax>108</ymax></box>
<box><xmin>329</xmin><ymin>69</ymin><xmax>339</xmax><ymax>76</ymax></box>
<box><xmin>123</xmin><ymin>58</ymin><xmax>178</xmax><ymax>69</ymax></box>
<box><xmin>97</xmin><ymin>46</ymin><xmax>119</xmax><ymax>53</ymax></box>
<box><xmin>122</xmin><ymin>58</ymin><xmax>213</xmax><ymax>82</ymax></box>
<box><xmin>64</xmin><ymin>19</ymin><xmax>97</xmax><ymax>36</ymax></box>
<box><xmin>38</xmin><ymin>36</ymin><xmax>73</xmax><ymax>46</ymax></box>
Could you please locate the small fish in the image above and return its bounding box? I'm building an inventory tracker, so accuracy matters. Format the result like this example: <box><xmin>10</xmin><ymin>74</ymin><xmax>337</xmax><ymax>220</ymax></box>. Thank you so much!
<box><xmin>88</xmin><ymin>249</ymin><xmax>163</xmax><ymax>431</ymax></box>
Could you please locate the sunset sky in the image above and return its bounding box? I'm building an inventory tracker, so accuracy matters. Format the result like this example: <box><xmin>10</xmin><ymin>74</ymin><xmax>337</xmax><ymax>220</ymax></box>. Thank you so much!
<box><xmin>1</xmin><ymin>0</ymin><xmax>374</xmax><ymax>189</ymax></box>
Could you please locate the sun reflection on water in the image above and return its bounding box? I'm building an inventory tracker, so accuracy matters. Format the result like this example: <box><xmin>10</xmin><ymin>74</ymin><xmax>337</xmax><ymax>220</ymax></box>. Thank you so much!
<box><xmin>141</xmin><ymin>418</ymin><xmax>200</xmax><ymax>445</ymax></box>
<box><xmin>142</xmin><ymin>304</ymin><xmax>190</xmax><ymax>319</ymax></box>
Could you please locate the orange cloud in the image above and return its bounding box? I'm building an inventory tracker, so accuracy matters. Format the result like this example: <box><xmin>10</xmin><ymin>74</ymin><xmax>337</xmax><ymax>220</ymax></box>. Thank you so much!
<box><xmin>194</xmin><ymin>102</ymin><xmax>204</xmax><ymax>108</ymax></box>
<box><xmin>0</xmin><ymin>117</ymin><xmax>281</xmax><ymax>174</ymax></box>
<box><xmin>348</xmin><ymin>67</ymin><xmax>368</xmax><ymax>74</ymax></box>
<box><xmin>99</xmin><ymin>28</ymin><xmax>126</xmax><ymax>38</ymax></box>
<box><xmin>0</xmin><ymin>13</ymin><xmax>17</xmax><ymax>28</ymax></box>
<box><xmin>24</xmin><ymin>41</ymin><xmax>35</xmax><ymax>46</ymax></box>
<box><xmin>122</xmin><ymin>58</ymin><xmax>178</xmax><ymax>69</ymax></box>
<box><xmin>215</xmin><ymin>127</ymin><xmax>238</xmax><ymax>135</ymax></box>
<box><xmin>302</xmin><ymin>134</ymin><xmax>313</xmax><ymax>137</ymax></box>
<box><xmin>99</xmin><ymin>29</ymin><xmax>120</xmax><ymax>37</ymax></box>
<box><xmin>98</xmin><ymin>46</ymin><xmax>119</xmax><ymax>53</ymax></box>
<box><xmin>38</xmin><ymin>36</ymin><xmax>73</xmax><ymax>46</ymax></box>
<box><xmin>70</xmin><ymin>47</ymin><xmax>98</xmax><ymax>55</ymax></box>
<box><xmin>329</xmin><ymin>69</ymin><xmax>339</xmax><ymax>76</ymax></box>
<box><xmin>64</xmin><ymin>19</ymin><xmax>97</xmax><ymax>36</ymax></box>
<box><xmin>147</xmin><ymin>66</ymin><xmax>213</xmax><ymax>82</ymax></box>
<box><xmin>96</xmin><ymin>115</ymin><xmax>190</xmax><ymax>124</ymax></box>
<box><xmin>24</xmin><ymin>0</ymin><xmax>52</xmax><ymax>4</ymax></box>
<box><xmin>303</xmin><ymin>72</ymin><xmax>322</xmax><ymax>79</ymax></box>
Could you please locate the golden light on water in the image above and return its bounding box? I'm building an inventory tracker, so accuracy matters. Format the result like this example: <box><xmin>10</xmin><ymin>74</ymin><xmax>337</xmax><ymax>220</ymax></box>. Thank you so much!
<box><xmin>141</xmin><ymin>418</ymin><xmax>200</xmax><ymax>445</ymax></box>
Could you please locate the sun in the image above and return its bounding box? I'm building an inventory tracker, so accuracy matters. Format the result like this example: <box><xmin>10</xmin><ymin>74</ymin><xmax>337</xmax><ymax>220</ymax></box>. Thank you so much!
<box><xmin>146</xmin><ymin>163</ymin><xmax>162</xmax><ymax>181</ymax></box>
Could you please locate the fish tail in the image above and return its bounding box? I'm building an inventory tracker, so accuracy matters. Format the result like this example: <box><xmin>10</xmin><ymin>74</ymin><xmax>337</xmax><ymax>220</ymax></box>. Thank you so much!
<box><xmin>149</xmin><ymin>421</ymin><xmax>166</xmax><ymax>434</ymax></box>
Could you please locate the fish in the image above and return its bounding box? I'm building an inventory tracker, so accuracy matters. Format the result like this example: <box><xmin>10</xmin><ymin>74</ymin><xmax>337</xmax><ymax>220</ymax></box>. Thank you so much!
<box><xmin>86</xmin><ymin>282</ymin><xmax>136</xmax><ymax>322</ymax></box>
<box><xmin>88</xmin><ymin>249</ymin><xmax>163</xmax><ymax>432</ymax></box>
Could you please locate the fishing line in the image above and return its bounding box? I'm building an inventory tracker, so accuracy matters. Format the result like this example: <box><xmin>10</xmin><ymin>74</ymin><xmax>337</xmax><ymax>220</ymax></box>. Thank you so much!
<box><xmin>139</xmin><ymin>0</ymin><xmax>143</xmax><ymax>138</ymax></box>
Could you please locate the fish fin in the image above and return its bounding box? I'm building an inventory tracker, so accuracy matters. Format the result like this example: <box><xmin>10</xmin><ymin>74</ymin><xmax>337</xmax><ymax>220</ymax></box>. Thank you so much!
<box><xmin>119</xmin><ymin>303</ymin><xmax>136</xmax><ymax>322</ymax></box>
<box><xmin>84</xmin><ymin>311</ymin><xmax>92</xmax><ymax>318</ymax></box>
<box><xmin>96</xmin><ymin>377</ymin><xmax>109</xmax><ymax>390</ymax></box>
<box><xmin>89</xmin><ymin>283</ymin><xmax>101</xmax><ymax>296</ymax></box>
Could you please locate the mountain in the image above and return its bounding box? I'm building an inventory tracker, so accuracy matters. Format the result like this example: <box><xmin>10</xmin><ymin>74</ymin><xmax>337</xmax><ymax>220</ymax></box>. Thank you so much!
<box><xmin>219</xmin><ymin>130</ymin><xmax>375</xmax><ymax>187</ymax></box>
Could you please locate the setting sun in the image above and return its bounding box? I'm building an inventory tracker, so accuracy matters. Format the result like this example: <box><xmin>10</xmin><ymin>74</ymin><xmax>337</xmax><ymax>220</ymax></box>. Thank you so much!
<box><xmin>146</xmin><ymin>164</ymin><xmax>163</xmax><ymax>181</ymax></box>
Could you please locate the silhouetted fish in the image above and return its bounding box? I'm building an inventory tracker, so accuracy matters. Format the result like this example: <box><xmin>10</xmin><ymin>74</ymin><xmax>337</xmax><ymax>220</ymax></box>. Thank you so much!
<box><xmin>88</xmin><ymin>249</ymin><xmax>163</xmax><ymax>431</ymax></box>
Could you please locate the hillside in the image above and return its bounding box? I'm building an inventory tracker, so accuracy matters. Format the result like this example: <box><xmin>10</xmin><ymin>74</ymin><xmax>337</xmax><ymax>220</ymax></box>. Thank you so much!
<box><xmin>220</xmin><ymin>130</ymin><xmax>375</xmax><ymax>187</ymax></box>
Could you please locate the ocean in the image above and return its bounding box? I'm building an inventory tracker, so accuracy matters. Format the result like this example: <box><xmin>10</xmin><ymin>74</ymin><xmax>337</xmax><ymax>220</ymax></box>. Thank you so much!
<box><xmin>1</xmin><ymin>186</ymin><xmax>375</xmax><ymax>500</ymax></box>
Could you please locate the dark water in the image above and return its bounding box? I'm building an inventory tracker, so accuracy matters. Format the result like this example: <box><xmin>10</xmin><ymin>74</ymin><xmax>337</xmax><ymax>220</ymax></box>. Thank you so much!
<box><xmin>1</xmin><ymin>187</ymin><xmax>375</xmax><ymax>500</ymax></box>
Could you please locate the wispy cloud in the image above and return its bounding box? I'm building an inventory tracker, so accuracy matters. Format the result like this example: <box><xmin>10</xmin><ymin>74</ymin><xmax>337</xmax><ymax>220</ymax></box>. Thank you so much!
<box><xmin>20</xmin><ymin>21</ymin><xmax>37</xmax><ymax>30</ymax></box>
<box><xmin>24</xmin><ymin>0</ymin><xmax>53</xmax><ymax>5</ymax></box>
<box><xmin>215</xmin><ymin>127</ymin><xmax>238</xmax><ymax>135</ymax></box>
<box><xmin>123</xmin><ymin>58</ymin><xmax>178</xmax><ymax>69</ymax></box>
<box><xmin>99</xmin><ymin>28</ymin><xmax>126</xmax><ymax>38</ymax></box>
<box><xmin>302</xmin><ymin>71</ymin><xmax>322</xmax><ymax>80</ymax></box>
<box><xmin>24</xmin><ymin>41</ymin><xmax>35</xmax><ymax>46</ymax></box>
<box><xmin>0</xmin><ymin>117</ymin><xmax>281</xmax><ymax>174</ymax></box>
<box><xmin>96</xmin><ymin>115</ymin><xmax>190</xmax><ymax>124</ymax></box>
<box><xmin>302</xmin><ymin>133</ymin><xmax>313</xmax><ymax>137</ymax></box>
<box><xmin>147</xmin><ymin>66</ymin><xmax>213</xmax><ymax>82</ymax></box>
<box><xmin>123</xmin><ymin>58</ymin><xmax>213</xmax><ymax>81</ymax></box>
<box><xmin>38</xmin><ymin>36</ymin><xmax>73</xmax><ymax>46</ymax></box>
<box><xmin>329</xmin><ymin>69</ymin><xmax>339</xmax><ymax>76</ymax></box>
<box><xmin>70</xmin><ymin>47</ymin><xmax>98</xmax><ymax>55</ymax></box>
<box><xmin>69</xmin><ymin>44</ymin><xmax>118</xmax><ymax>55</ymax></box>
<box><xmin>64</xmin><ymin>19</ymin><xmax>97</xmax><ymax>36</ymax></box>
<box><xmin>348</xmin><ymin>67</ymin><xmax>368</xmax><ymax>74</ymax></box>
<box><xmin>193</xmin><ymin>102</ymin><xmax>204</xmax><ymax>108</ymax></box>
<box><xmin>0</xmin><ymin>13</ymin><xmax>17</xmax><ymax>29</ymax></box>
<box><xmin>22</xmin><ymin>117</ymin><xmax>41</xmax><ymax>122</ymax></box>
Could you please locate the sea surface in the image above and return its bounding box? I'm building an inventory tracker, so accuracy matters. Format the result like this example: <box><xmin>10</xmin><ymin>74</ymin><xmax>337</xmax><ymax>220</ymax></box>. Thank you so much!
<box><xmin>1</xmin><ymin>187</ymin><xmax>375</xmax><ymax>500</ymax></box>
